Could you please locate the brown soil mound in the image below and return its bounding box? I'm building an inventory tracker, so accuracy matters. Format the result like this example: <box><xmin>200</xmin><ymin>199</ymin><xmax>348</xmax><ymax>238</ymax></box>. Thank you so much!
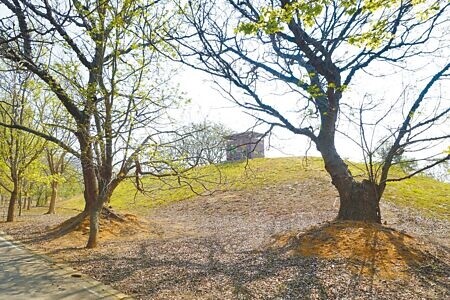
<box><xmin>268</xmin><ymin>221</ymin><xmax>436</xmax><ymax>279</ymax></box>
<box><xmin>50</xmin><ymin>208</ymin><xmax>149</xmax><ymax>245</ymax></box>
<box><xmin>75</xmin><ymin>213</ymin><xmax>145</xmax><ymax>239</ymax></box>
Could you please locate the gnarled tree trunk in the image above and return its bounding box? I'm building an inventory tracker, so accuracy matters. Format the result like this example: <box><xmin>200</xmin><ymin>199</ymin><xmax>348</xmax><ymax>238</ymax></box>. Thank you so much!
<box><xmin>318</xmin><ymin>140</ymin><xmax>382</xmax><ymax>223</ymax></box>
<box><xmin>335</xmin><ymin>180</ymin><xmax>381</xmax><ymax>222</ymax></box>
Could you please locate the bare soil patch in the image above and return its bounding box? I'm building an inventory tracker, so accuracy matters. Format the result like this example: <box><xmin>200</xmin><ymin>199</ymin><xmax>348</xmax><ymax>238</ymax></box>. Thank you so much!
<box><xmin>268</xmin><ymin>221</ymin><xmax>442</xmax><ymax>280</ymax></box>
<box><xmin>63</xmin><ymin>210</ymin><xmax>146</xmax><ymax>238</ymax></box>
<box><xmin>1</xmin><ymin>178</ymin><xmax>449</xmax><ymax>299</ymax></box>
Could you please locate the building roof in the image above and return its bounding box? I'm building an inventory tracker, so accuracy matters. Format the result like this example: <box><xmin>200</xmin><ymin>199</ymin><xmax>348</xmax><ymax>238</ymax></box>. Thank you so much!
<box><xmin>223</xmin><ymin>131</ymin><xmax>265</xmax><ymax>140</ymax></box>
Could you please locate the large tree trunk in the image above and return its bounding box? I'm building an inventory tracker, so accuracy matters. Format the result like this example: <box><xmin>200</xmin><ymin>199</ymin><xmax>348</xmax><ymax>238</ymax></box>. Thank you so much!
<box><xmin>46</xmin><ymin>181</ymin><xmax>58</xmax><ymax>214</ymax></box>
<box><xmin>335</xmin><ymin>180</ymin><xmax>381</xmax><ymax>222</ymax></box>
<box><xmin>6</xmin><ymin>186</ymin><xmax>18</xmax><ymax>222</ymax></box>
<box><xmin>78</xmin><ymin>136</ymin><xmax>101</xmax><ymax>248</ymax></box>
<box><xmin>318</xmin><ymin>140</ymin><xmax>381</xmax><ymax>223</ymax></box>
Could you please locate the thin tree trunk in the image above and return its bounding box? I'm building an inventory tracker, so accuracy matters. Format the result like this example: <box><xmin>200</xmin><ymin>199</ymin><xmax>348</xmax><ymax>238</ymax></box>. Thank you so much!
<box><xmin>36</xmin><ymin>191</ymin><xmax>42</xmax><ymax>207</ymax></box>
<box><xmin>18</xmin><ymin>187</ymin><xmax>22</xmax><ymax>217</ymax></box>
<box><xmin>46</xmin><ymin>181</ymin><xmax>58</xmax><ymax>214</ymax></box>
<box><xmin>26</xmin><ymin>193</ymin><xmax>31</xmax><ymax>210</ymax></box>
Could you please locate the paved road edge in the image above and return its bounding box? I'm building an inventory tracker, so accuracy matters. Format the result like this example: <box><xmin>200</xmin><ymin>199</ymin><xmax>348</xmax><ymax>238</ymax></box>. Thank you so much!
<box><xmin>0</xmin><ymin>230</ymin><xmax>133</xmax><ymax>300</ymax></box>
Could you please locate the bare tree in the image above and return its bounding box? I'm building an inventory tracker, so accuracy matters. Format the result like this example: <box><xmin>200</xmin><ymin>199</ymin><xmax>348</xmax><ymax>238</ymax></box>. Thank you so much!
<box><xmin>163</xmin><ymin>0</ymin><xmax>449</xmax><ymax>222</ymax></box>
<box><xmin>0</xmin><ymin>0</ymin><xmax>191</xmax><ymax>248</ymax></box>
<box><xmin>167</xmin><ymin>121</ymin><xmax>232</xmax><ymax>165</ymax></box>
<box><xmin>44</xmin><ymin>147</ymin><xmax>67</xmax><ymax>214</ymax></box>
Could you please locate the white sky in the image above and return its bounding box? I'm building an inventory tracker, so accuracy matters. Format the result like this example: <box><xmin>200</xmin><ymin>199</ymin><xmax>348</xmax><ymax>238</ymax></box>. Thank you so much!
<box><xmin>174</xmin><ymin>68</ymin><xmax>320</xmax><ymax>158</ymax></box>
<box><xmin>174</xmin><ymin>57</ymin><xmax>450</xmax><ymax>163</ymax></box>
<box><xmin>0</xmin><ymin>1</ymin><xmax>447</xmax><ymax>166</ymax></box>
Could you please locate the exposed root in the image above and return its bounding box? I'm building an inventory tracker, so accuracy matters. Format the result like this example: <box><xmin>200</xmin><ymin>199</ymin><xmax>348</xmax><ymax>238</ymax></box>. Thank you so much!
<box><xmin>50</xmin><ymin>211</ymin><xmax>89</xmax><ymax>237</ymax></box>
<box><xmin>40</xmin><ymin>207</ymin><xmax>146</xmax><ymax>249</ymax></box>
<box><xmin>102</xmin><ymin>206</ymin><xmax>127</xmax><ymax>222</ymax></box>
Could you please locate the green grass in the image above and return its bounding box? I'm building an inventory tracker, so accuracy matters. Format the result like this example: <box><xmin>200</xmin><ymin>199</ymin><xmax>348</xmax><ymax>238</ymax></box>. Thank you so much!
<box><xmin>383</xmin><ymin>176</ymin><xmax>450</xmax><ymax>220</ymax></box>
<box><xmin>59</xmin><ymin>157</ymin><xmax>450</xmax><ymax>220</ymax></box>
<box><xmin>109</xmin><ymin>157</ymin><xmax>326</xmax><ymax>210</ymax></box>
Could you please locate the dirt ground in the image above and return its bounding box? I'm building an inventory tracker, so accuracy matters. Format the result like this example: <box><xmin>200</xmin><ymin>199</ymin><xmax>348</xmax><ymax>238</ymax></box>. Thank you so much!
<box><xmin>1</xmin><ymin>177</ymin><xmax>449</xmax><ymax>299</ymax></box>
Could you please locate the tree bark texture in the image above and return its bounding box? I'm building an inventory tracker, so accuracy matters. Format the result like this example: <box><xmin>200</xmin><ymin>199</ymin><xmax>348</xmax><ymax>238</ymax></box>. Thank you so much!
<box><xmin>46</xmin><ymin>181</ymin><xmax>58</xmax><ymax>214</ymax></box>
<box><xmin>86</xmin><ymin>204</ymin><xmax>101</xmax><ymax>249</ymax></box>
<box><xmin>336</xmin><ymin>180</ymin><xmax>381</xmax><ymax>222</ymax></box>
<box><xmin>6</xmin><ymin>186</ymin><xmax>18</xmax><ymax>222</ymax></box>
<box><xmin>318</xmin><ymin>141</ymin><xmax>381</xmax><ymax>223</ymax></box>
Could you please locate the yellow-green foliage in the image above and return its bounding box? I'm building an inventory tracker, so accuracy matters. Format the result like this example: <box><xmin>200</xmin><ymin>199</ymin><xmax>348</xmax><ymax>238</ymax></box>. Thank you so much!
<box><xmin>60</xmin><ymin>157</ymin><xmax>449</xmax><ymax>220</ymax></box>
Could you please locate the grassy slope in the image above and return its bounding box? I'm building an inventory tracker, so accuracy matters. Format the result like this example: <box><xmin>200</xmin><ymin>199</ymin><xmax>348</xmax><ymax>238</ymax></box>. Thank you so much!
<box><xmin>60</xmin><ymin>157</ymin><xmax>450</xmax><ymax>220</ymax></box>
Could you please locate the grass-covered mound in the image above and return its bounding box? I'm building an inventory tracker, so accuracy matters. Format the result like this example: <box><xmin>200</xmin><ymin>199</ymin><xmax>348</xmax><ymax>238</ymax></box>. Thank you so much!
<box><xmin>60</xmin><ymin>157</ymin><xmax>450</xmax><ymax>220</ymax></box>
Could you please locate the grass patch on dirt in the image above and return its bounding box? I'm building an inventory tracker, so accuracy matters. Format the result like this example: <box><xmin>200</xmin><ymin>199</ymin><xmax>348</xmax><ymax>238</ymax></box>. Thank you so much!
<box><xmin>61</xmin><ymin>157</ymin><xmax>325</xmax><ymax>211</ymax></box>
<box><xmin>59</xmin><ymin>157</ymin><xmax>449</xmax><ymax>220</ymax></box>
<box><xmin>269</xmin><ymin>221</ymin><xmax>443</xmax><ymax>279</ymax></box>
<box><xmin>383</xmin><ymin>176</ymin><xmax>450</xmax><ymax>220</ymax></box>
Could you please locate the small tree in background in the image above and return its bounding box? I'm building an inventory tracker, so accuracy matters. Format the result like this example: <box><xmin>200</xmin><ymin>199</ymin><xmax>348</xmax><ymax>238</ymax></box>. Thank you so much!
<box><xmin>170</xmin><ymin>121</ymin><xmax>232</xmax><ymax>166</ymax></box>
<box><xmin>375</xmin><ymin>142</ymin><xmax>418</xmax><ymax>173</ymax></box>
<box><xmin>0</xmin><ymin>70</ymin><xmax>46</xmax><ymax>222</ymax></box>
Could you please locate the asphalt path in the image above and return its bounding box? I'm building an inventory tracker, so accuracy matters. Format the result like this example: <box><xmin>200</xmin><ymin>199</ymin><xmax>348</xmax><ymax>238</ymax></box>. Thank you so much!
<box><xmin>0</xmin><ymin>233</ymin><xmax>131</xmax><ymax>300</ymax></box>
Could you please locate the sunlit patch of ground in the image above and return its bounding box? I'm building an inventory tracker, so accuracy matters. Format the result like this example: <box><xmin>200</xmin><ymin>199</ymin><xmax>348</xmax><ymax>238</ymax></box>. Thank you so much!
<box><xmin>37</xmin><ymin>210</ymin><xmax>160</xmax><ymax>251</ymax></box>
<box><xmin>269</xmin><ymin>221</ymin><xmax>439</xmax><ymax>279</ymax></box>
<box><xmin>2</xmin><ymin>182</ymin><xmax>448</xmax><ymax>299</ymax></box>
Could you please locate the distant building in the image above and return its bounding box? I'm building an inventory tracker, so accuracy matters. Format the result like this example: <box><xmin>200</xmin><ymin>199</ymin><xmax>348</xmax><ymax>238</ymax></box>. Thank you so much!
<box><xmin>224</xmin><ymin>132</ymin><xmax>265</xmax><ymax>161</ymax></box>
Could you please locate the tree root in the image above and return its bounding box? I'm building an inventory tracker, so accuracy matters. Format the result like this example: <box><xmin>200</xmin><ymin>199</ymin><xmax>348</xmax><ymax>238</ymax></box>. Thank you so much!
<box><xmin>51</xmin><ymin>211</ymin><xmax>89</xmax><ymax>237</ymax></box>
<box><xmin>49</xmin><ymin>206</ymin><xmax>125</xmax><ymax>237</ymax></box>
<box><xmin>101</xmin><ymin>206</ymin><xmax>126</xmax><ymax>222</ymax></box>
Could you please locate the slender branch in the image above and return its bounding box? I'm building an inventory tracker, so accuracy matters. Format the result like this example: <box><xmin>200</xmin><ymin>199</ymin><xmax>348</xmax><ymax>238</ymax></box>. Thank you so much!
<box><xmin>0</xmin><ymin>121</ymin><xmax>79</xmax><ymax>158</ymax></box>
<box><xmin>385</xmin><ymin>154</ymin><xmax>450</xmax><ymax>182</ymax></box>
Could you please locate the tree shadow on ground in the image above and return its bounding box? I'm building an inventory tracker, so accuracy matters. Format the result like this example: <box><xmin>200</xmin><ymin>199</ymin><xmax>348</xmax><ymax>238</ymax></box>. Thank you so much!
<box><xmin>272</xmin><ymin>221</ymin><xmax>450</xmax><ymax>298</ymax></box>
<box><xmin>57</xmin><ymin>222</ymin><xmax>449</xmax><ymax>299</ymax></box>
<box><xmin>343</xmin><ymin>225</ymin><xmax>450</xmax><ymax>296</ymax></box>
<box><xmin>58</xmin><ymin>236</ymin><xmax>330</xmax><ymax>299</ymax></box>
